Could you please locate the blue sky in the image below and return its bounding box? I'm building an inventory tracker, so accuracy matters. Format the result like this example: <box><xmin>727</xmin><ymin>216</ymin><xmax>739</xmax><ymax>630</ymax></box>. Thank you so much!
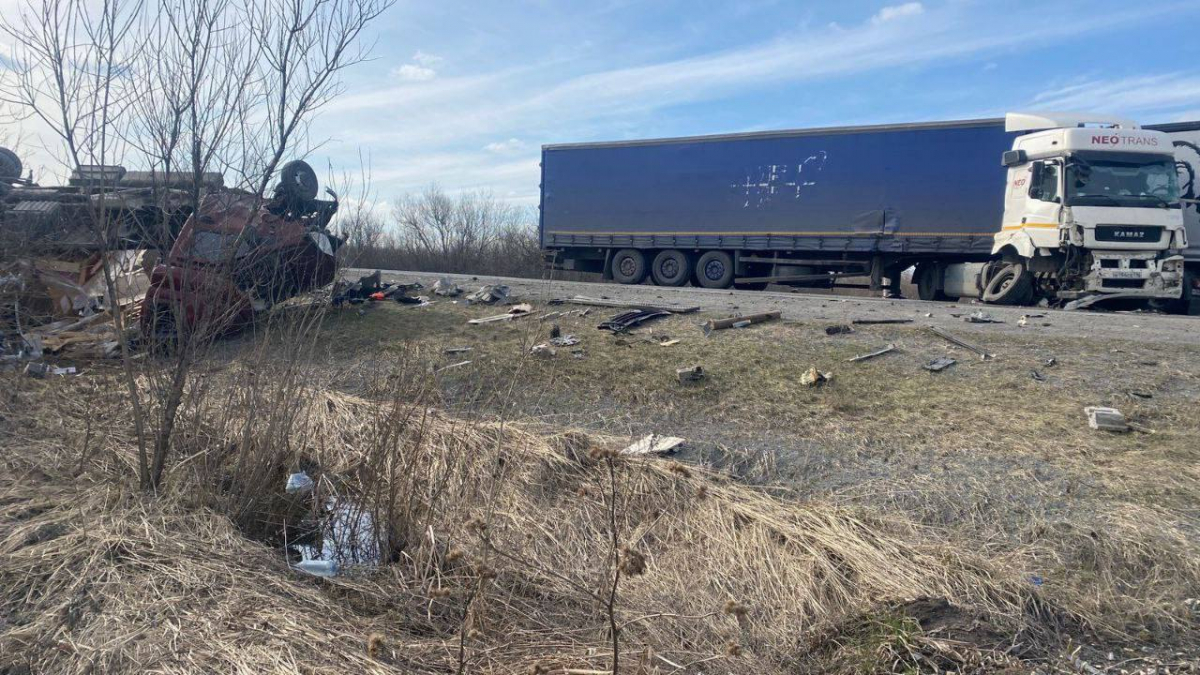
<box><xmin>314</xmin><ymin>0</ymin><xmax>1200</xmax><ymax>205</ymax></box>
<box><xmin>6</xmin><ymin>0</ymin><xmax>1200</xmax><ymax>206</ymax></box>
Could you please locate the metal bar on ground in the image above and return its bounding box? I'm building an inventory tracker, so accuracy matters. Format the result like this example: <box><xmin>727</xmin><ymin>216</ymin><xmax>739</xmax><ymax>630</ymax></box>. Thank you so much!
<box><xmin>552</xmin><ymin>295</ymin><xmax>699</xmax><ymax>314</ymax></box>
<box><xmin>846</xmin><ymin>343</ymin><xmax>897</xmax><ymax>363</ymax></box>
<box><xmin>929</xmin><ymin>326</ymin><xmax>994</xmax><ymax>360</ymax></box>
<box><xmin>702</xmin><ymin>310</ymin><xmax>781</xmax><ymax>335</ymax></box>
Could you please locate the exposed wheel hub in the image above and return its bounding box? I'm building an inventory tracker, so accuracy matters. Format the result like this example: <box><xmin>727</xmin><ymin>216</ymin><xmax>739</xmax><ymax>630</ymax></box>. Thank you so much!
<box><xmin>704</xmin><ymin>259</ymin><xmax>725</xmax><ymax>280</ymax></box>
<box><xmin>619</xmin><ymin>257</ymin><xmax>636</xmax><ymax>276</ymax></box>
<box><xmin>661</xmin><ymin>259</ymin><xmax>679</xmax><ymax>277</ymax></box>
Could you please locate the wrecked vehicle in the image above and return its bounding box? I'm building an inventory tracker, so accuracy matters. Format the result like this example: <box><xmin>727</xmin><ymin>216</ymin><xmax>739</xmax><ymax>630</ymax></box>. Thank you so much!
<box><xmin>141</xmin><ymin>161</ymin><xmax>342</xmax><ymax>338</ymax></box>
<box><xmin>2</xmin><ymin>148</ymin><xmax>208</xmax><ymax>359</ymax></box>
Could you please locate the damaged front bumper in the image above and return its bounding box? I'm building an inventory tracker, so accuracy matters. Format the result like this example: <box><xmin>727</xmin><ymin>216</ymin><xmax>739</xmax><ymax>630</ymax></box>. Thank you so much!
<box><xmin>1077</xmin><ymin>252</ymin><xmax>1184</xmax><ymax>299</ymax></box>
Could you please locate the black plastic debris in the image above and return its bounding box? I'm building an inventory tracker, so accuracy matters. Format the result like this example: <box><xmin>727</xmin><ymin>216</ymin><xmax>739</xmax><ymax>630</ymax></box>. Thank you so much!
<box><xmin>598</xmin><ymin>309</ymin><xmax>670</xmax><ymax>332</ymax></box>
<box><xmin>924</xmin><ymin>357</ymin><xmax>956</xmax><ymax>372</ymax></box>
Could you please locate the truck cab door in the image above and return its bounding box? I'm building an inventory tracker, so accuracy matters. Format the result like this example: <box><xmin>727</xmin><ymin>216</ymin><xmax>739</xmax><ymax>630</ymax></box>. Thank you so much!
<box><xmin>999</xmin><ymin>160</ymin><xmax>1061</xmax><ymax>254</ymax></box>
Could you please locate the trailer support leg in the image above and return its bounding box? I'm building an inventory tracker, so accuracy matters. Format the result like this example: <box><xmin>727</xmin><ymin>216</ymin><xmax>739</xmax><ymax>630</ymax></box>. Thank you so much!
<box><xmin>869</xmin><ymin>256</ymin><xmax>883</xmax><ymax>292</ymax></box>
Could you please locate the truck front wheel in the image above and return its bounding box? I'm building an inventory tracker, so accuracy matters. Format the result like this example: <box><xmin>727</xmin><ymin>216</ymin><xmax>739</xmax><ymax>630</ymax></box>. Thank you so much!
<box><xmin>651</xmin><ymin>249</ymin><xmax>691</xmax><ymax>286</ymax></box>
<box><xmin>915</xmin><ymin>263</ymin><xmax>947</xmax><ymax>302</ymax></box>
<box><xmin>611</xmin><ymin>249</ymin><xmax>648</xmax><ymax>284</ymax></box>
<box><xmin>982</xmin><ymin>261</ymin><xmax>1035</xmax><ymax>305</ymax></box>
<box><xmin>694</xmin><ymin>251</ymin><xmax>735</xmax><ymax>289</ymax></box>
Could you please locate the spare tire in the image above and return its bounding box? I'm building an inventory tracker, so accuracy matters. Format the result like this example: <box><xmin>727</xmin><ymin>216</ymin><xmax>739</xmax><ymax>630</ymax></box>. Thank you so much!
<box><xmin>0</xmin><ymin>147</ymin><xmax>22</xmax><ymax>181</ymax></box>
<box><xmin>982</xmin><ymin>261</ymin><xmax>1035</xmax><ymax>305</ymax></box>
<box><xmin>278</xmin><ymin>160</ymin><xmax>319</xmax><ymax>201</ymax></box>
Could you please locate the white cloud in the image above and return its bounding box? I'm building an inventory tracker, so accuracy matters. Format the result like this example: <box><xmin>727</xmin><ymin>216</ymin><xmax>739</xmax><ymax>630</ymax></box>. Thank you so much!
<box><xmin>317</xmin><ymin>2</ymin><xmax>1186</xmax><ymax>203</ymax></box>
<box><xmin>483</xmin><ymin>138</ymin><xmax>526</xmax><ymax>153</ymax></box>
<box><xmin>393</xmin><ymin>63</ymin><xmax>437</xmax><ymax>81</ymax></box>
<box><xmin>412</xmin><ymin>50</ymin><xmax>443</xmax><ymax>68</ymax></box>
<box><xmin>871</xmin><ymin>2</ymin><xmax>923</xmax><ymax>24</ymax></box>
<box><xmin>1031</xmin><ymin>73</ymin><xmax>1200</xmax><ymax>121</ymax></box>
<box><xmin>390</xmin><ymin>51</ymin><xmax>444</xmax><ymax>82</ymax></box>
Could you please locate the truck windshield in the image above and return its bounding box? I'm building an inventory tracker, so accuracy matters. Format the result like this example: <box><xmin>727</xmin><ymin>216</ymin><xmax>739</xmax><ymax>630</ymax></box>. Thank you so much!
<box><xmin>1065</xmin><ymin>155</ymin><xmax>1180</xmax><ymax>208</ymax></box>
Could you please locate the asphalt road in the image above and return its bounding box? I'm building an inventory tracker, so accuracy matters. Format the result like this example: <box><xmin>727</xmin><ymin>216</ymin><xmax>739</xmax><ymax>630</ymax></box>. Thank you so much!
<box><xmin>346</xmin><ymin>268</ymin><xmax>1200</xmax><ymax>347</ymax></box>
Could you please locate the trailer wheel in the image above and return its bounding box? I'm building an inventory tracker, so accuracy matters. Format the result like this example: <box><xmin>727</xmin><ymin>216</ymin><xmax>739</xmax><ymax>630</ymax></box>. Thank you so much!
<box><xmin>982</xmin><ymin>261</ymin><xmax>1035</xmax><ymax>305</ymax></box>
<box><xmin>694</xmin><ymin>251</ymin><xmax>734</xmax><ymax>289</ymax></box>
<box><xmin>651</xmin><ymin>249</ymin><xmax>690</xmax><ymax>286</ymax></box>
<box><xmin>610</xmin><ymin>249</ymin><xmax>648</xmax><ymax>284</ymax></box>
<box><xmin>915</xmin><ymin>263</ymin><xmax>947</xmax><ymax>302</ymax></box>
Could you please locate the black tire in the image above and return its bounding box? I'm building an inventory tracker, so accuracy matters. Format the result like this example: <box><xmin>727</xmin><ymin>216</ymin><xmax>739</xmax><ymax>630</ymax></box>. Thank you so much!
<box><xmin>982</xmin><ymin>261</ymin><xmax>1035</xmax><ymax>305</ymax></box>
<box><xmin>610</xmin><ymin>248</ymin><xmax>648</xmax><ymax>285</ymax></box>
<box><xmin>651</xmin><ymin>249</ymin><xmax>690</xmax><ymax>287</ymax></box>
<box><xmin>915</xmin><ymin>263</ymin><xmax>946</xmax><ymax>302</ymax></box>
<box><xmin>694</xmin><ymin>251</ymin><xmax>735</xmax><ymax>289</ymax></box>
<box><xmin>278</xmin><ymin>160</ymin><xmax>319</xmax><ymax>201</ymax></box>
<box><xmin>0</xmin><ymin>147</ymin><xmax>22</xmax><ymax>181</ymax></box>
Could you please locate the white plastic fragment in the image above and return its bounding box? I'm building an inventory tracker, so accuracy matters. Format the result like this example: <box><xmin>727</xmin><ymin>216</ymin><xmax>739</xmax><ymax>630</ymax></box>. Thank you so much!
<box><xmin>285</xmin><ymin>471</ymin><xmax>315</xmax><ymax>495</ymax></box>
<box><xmin>293</xmin><ymin>559</ymin><xmax>338</xmax><ymax>577</ymax></box>
<box><xmin>1085</xmin><ymin>406</ymin><xmax>1129</xmax><ymax>432</ymax></box>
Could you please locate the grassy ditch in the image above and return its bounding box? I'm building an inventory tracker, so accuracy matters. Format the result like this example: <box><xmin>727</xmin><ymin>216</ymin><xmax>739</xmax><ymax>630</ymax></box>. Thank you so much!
<box><xmin>1</xmin><ymin>295</ymin><xmax>1198</xmax><ymax>673</ymax></box>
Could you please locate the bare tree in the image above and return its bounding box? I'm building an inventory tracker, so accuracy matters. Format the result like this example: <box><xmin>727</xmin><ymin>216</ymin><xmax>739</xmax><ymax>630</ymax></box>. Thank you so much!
<box><xmin>1</xmin><ymin>0</ymin><xmax>394</xmax><ymax>491</ymax></box>
<box><xmin>2</xmin><ymin>0</ymin><xmax>154</xmax><ymax>486</ymax></box>
<box><xmin>384</xmin><ymin>185</ymin><xmax>539</xmax><ymax>275</ymax></box>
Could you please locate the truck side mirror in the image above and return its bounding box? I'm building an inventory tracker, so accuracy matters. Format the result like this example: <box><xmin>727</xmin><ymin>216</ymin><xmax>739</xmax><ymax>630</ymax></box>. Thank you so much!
<box><xmin>1002</xmin><ymin>149</ymin><xmax>1027</xmax><ymax>167</ymax></box>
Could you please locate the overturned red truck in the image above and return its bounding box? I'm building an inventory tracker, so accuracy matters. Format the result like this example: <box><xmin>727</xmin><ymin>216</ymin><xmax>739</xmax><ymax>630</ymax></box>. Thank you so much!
<box><xmin>0</xmin><ymin>149</ymin><xmax>341</xmax><ymax>340</ymax></box>
<box><xmin>141</xmin><ymin>161</ymin><xmax>342</xmax><ymax>338</ymax></box>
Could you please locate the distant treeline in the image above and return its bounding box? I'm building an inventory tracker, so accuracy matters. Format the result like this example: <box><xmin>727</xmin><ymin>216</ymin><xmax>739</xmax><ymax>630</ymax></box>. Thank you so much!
<box><xmin>337</xmin><ymin>186</ymin><xmax>548</xmax><ymax>278</ymax></box>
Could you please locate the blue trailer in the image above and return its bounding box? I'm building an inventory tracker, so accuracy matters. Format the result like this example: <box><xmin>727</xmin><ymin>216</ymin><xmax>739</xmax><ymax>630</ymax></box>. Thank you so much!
<box><xmin>540</xmin><ymin>118</ymin><xmax>1018</xmax><ymax>291</ymax></box>
<box><xmin>541</xmin><ymin>116</ymin><xmax>1198</xmax><ymax>307</ymax></box>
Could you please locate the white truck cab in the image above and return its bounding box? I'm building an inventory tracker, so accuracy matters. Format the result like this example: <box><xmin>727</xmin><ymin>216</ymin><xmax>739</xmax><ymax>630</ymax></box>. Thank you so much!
<box><xmin>990</xmin><ymin>112</ymin><xmax>1186</xmax><ymax>306</ymax></box>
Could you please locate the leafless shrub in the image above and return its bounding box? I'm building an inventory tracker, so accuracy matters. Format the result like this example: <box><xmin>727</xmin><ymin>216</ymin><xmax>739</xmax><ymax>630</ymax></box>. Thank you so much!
<box><xmin>347</xmin><ymin>185</ymin><xmax>545</xmax><ymax>278</ymax></box>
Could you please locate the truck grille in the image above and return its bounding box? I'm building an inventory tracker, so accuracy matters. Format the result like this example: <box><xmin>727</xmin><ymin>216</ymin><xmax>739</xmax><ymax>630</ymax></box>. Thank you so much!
<box><xmin>1094</xmin><ymin>225</ymin><xmax>1163</xmax><ymax>243</ymax></box>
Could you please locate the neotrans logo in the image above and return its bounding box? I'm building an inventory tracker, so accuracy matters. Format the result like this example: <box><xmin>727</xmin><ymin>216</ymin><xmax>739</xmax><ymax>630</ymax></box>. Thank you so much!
<box><xmin>1090</xmin><ymin>135</ymin><xmax>1159</xmax><ymax>147</ymax></box>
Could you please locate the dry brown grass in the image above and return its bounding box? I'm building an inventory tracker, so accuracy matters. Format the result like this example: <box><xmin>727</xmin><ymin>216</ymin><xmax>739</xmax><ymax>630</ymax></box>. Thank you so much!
<box><xmin>2</xmin><ymin>296</ymin><xmax>1199</xmax><ymax>673</ymax></box>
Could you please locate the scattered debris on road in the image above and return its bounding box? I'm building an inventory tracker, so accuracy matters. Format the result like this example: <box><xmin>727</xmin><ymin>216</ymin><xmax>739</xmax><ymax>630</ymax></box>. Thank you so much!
<box><xmin>1044</xmin><ymin>357</ymin><xmax>1057</xmax><ymax>367</ymax></box>
<box><xmin>852</xmin><ymin>318</ymin><xmax>913</xmax><ymax>325</ymax></box>
<box><xmin>551</xmin><ymin>295</ymin><xmax>699</xmax><ymax>314</ymax></box>
<box><xmin>621</xmin><ymin>434</ymin><xmax>685</xmax><ymax>457</ymax></box>
<box><xmin>964</xmin><ymin>310</ymin><xmax>1003</xmax><ymax>324</ymax></box>
<box><xmin>800</xmin><ymin>367</ymin><xmax>831</xmax><ymax>386</ymax></box>
<box><xmin>1085</xmin><ymin>406</ymin><xmax>1130</xmax><ymax>432</ymax></box>
<box><xmin>530</xmin><ymin>343</ymin><xmax>556</xmax><ymax>357</ymax></box>
<box><xmin>702</xmin><ymin>310</ymin><xmax>781</xmax><ymax>336</ymax></box>
<box><xmin>443</xmin><ymin>346</ymin><xmax>472</xmax><ymax>355</ymax></box>
<box><xmin>465</xmin><ymin>284</ymin><xmax>510</xmax><ymax>304</ymax></box>
<box><xmin>1128</xmin><ymin>390</ymin><xmax>1153</xmax><ymax>400</ymax></box>
<box><xmin>824</xmin><ymin>325</ymin><xmax>854</xmax><ymax>336</ymax></box>
<box><xmin>846</xmin><ymin>344</ymin><xmax>897</xmax><ymax>363</ymax></box>
<box><xmin>676</xmin><ymin>365</ymin><xmax>705</xmax><ymax>384</ymax></box>
<box><xmin>1031</xmin><ymin>369</ymin><xmax>1046</xmax><ymax>382</ymax></box>
<box><xmin>924</xmin><ymin>357</ymin><xmax>957</xmax><ymax>372</ymax></box>
<box><xmin>467</xmin><ymin>304</ymin><xmax>532</xmax><ymax>325</ymax></box>
<box><xmin>929</xmin><ymin>326</ymin><xmax>994</xmax><ymax>360</ymax></box>
<box><xmin>598</xmin><ymin>309</ymin><xmax>670</xmax><ymax>332</ymax></box>
<box><xmin>432</xmin><ymin>277</ymin><xmax>462</xmax><ymax>297</ymax></box>
<box><xmin>658</xmin><ymin>339</ymin><xmax>680</xmax><ymax>347</ymax></box>
<box><xmin>549</xmin><ymin>335</ymin><xmax>579</xmax><ymax>347</ymax></box>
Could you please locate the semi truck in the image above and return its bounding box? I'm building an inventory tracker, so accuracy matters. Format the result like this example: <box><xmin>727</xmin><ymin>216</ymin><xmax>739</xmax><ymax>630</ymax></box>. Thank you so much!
<box><xmin>541</xmin><ymin>112</ymin><xmax>1198</xmax><ymax>311</ymax></box>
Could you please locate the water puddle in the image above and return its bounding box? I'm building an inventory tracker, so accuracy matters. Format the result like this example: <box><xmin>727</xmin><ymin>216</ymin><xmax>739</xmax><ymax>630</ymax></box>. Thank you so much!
<box><xmin>287</xmin><ymin>495</ymin><xmax>380</xmax><ymax>577</ymax></box>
